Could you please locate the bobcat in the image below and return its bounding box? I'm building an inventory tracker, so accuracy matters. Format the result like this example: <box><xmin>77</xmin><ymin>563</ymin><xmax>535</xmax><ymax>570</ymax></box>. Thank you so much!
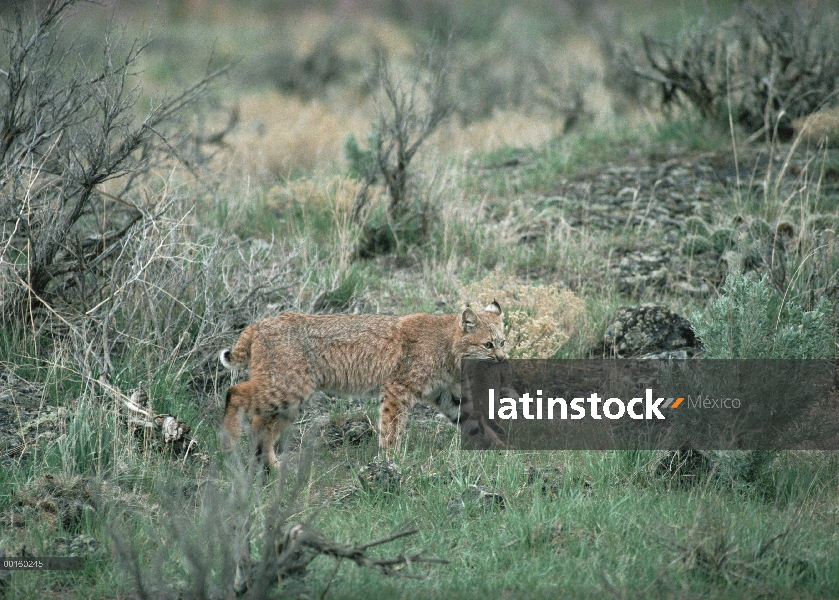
<box><xmin>220</xmin><ymin>302</ymin><xmax>508</xmax><ymax>468</ymax></box>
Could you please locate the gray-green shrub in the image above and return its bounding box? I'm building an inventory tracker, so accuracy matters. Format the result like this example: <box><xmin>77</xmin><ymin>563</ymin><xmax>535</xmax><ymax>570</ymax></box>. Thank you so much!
<box><xmin>691</xmin><ymin>272</ymin><xmax>833</xmax><ymax>360</ymax></box>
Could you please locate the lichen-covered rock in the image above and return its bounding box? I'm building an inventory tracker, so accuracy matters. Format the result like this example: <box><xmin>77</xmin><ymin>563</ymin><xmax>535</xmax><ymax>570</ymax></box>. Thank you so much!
<box><xmin>357</xmin><ymin>460</ymin><xmax>402</xmax><ymax>492</ymax></box>
<box><xmin>0</xmin><ymin>373</ymin><xmax>67</xmax><ymax>468</ymax></box>
<box><xmin>612</xmin><ymin>249</ymin><xmax>671</xmax><ymax>295</ymax></box>
<box><xmin>604</xmin><ymin>305</ymin><xmax>699</xmax><ymax>358</ymax></box>
<box><xmin>55</xmin><ymin>534</ymin><xmax>103</xmax><ymax>558</ymax></box>
<box><xmin>461</xmin><ymin>484</ymin><xmax>505</xmax><ymax>510</ymax></box>
<box><xmin>324</xmin><ymin>414</ymin><xmax>374</xmax><ymax>448</ymax></box>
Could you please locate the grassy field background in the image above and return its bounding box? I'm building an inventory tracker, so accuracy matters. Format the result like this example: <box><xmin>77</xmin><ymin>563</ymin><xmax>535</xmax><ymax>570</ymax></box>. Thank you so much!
<box><xmin>1</xmin><ymin>0</ymin><xmax>838</xmax><ymax>598</ymax></box>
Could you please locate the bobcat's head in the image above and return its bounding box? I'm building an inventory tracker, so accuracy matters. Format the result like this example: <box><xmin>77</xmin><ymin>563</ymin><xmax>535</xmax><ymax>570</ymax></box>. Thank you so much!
<box><xmin>457</xmin><ymin>301</ymin><xmax>507</xmax><ymax>362</ymax></box>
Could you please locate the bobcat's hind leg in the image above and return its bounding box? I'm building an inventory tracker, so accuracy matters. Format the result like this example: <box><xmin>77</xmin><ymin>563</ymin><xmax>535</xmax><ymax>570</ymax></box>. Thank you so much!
<box><xmin>222</xmin><ymin>381</ymin><xmax>255</xmax><ymax>451</ymax></box>
<box><xmin>250</xmin><ymin>398</ymin><xmax>303</xmax><ymax>471</ymax></box>
<box><xmin>379</xmin><ymin>381</ymin><xmax>417</xmax><ymax>453</ymax></box>
<box><xmin>250</xmin><ymin>414</ymin><xmax>289</xmax><ymax>471</ymax></box>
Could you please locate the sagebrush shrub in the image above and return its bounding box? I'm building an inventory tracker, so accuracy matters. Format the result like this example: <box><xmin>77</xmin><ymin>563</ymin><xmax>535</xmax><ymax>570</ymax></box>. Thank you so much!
<box><xmin>689</xmin><ymin>272</ymin><xmax>834</xmax><ymax>495</ymax></box>
<box><xmin>0</xmin><ymin>0</ymin><xmax>223</xmax><ymax>324</ymax></box>
<box><xmin>344</xmin><ymin>132</ymin><xmax>379</xmax><ymax>184</ymax></box>
<box><xmin>690</xmin><ymin>272</ymin><xmax>833</xmax><ymax>359</ymax></box>
<box><xmin>466</xmin><ymin>276</ymin><xmax>587</xmax><ymax>359</ymax></box>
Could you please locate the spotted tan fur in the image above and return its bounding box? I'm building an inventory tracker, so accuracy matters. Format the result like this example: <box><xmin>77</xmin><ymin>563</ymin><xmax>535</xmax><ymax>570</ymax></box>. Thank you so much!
<box><xmin>220</xmin><ymin>302</ymin><xmax>507</xmax><ymax>468</ymax></box>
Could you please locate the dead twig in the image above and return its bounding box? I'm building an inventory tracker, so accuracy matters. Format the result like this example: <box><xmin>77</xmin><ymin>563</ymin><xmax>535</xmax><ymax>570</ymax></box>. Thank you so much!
<box><xmin>275</xmin><ymin>524</ymin><xmax>447</xmax><ymax>579</ymax></box>
<box><xmin>233</xmin><ymin>524</ymin><xmax>447</xmax><ymax>596</ymax></box>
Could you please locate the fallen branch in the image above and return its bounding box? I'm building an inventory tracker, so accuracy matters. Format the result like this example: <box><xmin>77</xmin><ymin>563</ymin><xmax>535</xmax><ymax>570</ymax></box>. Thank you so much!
<box><xmin>237</xmin><ymin>525</ymin><xmax>448</xmax><ymax>596</ymax></box>
<box><xmin>277</xmin><ymin>524</ymin><xmax>447</xmax><ymax>577</ymax></box>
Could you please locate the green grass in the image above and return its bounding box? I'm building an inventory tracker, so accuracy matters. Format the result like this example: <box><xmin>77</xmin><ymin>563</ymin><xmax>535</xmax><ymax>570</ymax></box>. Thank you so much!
<box><xmin>3</xmin><ymin>353</ymin><xmax>839</xmax><ymax>600</ymax></box>
<box><xmin>292</xmin><ymin>448</ymin><xmax>838</xmax><ymax>600</ymax></box>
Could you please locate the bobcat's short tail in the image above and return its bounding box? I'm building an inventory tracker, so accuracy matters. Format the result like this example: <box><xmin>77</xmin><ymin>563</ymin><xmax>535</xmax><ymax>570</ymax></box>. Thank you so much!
<box><xmin>219</xmin><ymin>325</ymin><xmax>254</xmax><ymax>370</ymax></box>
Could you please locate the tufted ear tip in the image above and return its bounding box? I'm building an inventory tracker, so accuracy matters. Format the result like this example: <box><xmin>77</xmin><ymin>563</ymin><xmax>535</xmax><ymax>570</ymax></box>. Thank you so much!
<box><xmin>484</xmin><ymin>300</ymin><xmax>502</xmax><ymax>315</ymax></box>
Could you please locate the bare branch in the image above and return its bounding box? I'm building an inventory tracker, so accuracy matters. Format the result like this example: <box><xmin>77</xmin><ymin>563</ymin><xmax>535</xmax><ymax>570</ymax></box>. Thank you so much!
<box><xmin>267</xmin><ymin>523</ymin><xmax>448</xmax><ymax>582</ymax></box>
<box><xmin>0</xmin><ymin>0</ymin><xmax>228</xmax><ymax>324</ymax></box>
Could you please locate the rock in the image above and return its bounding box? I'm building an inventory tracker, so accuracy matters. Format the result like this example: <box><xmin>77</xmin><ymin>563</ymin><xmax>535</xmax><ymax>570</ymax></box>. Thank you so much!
<box><xmin>357</xmin><ymin>460</ymin><xmax>401</xmax><ymax>492</ymax></box>
<box><xmin>324</xmin><ymin>414</ymin><xmax>374</xmax><ymax>448</ymax></box>
<box><xmin>461</xmin><ymin>484</ymin><xmax>505</xmax><ymax>510</ymax></box>
<box><xmin>446</xmin><ymin>497</ymin><xmax>466</xmax><ymax>516</ymax></box>
<box><xmin>0</xmin><ymin>375</ymin><xmax>66</xmax><ymax>468</ymax></box>
<box><xmin>604</xmin><ymin>305</ymin><xmax>699</xmax><ymax>358</ymax></box>
<box><xmin>525</xmin><ymin>465</ymin><xmax>563</xmax><ymax>496</ymax></box>
<box><xmin>612</xmin><ymin>249</ymin><xmax>671</xmax><ymax>295</ymax></box>
<box><xmin>669</xmin><ymin>281</ymin><xmax>711</xmax><ymax>297</ymax></box>
<box><xmin>55</xmin><ymin>534</ymin><xmax>102</xmax><ymax>558</ymax></box>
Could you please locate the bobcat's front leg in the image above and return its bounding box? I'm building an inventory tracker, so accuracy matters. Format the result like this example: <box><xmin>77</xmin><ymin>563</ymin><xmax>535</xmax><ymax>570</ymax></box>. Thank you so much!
<box><xmin>378</xmin><ymin>381</ymin><xmax>417</xmax><ymax>452</ymax></box>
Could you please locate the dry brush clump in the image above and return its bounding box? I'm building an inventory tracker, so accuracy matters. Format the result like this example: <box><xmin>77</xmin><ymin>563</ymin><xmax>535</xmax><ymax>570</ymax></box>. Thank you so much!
<box><xmin>467</xmin><ymin>276</ymin><xmax>588</xmax><ymax>359</ymax></box>
<box><xmin>347</xmin><ymin>38</ymin><xmax>454</xmax><ymax>257</ymax></box>
<box><xmin>107</xmin><ymin>450</ymin><xmax>447</xmax><ymax>600</ymax></box>
<box><xmin>8</xmin><ymin>183</ymin><xmax>311</xmax><ymax>396</ymax></box>
<box><xmin>0</xmin><ymin>0</ymin><xmax>228</xmax><ymax>327</ymax></box>
<box><xmin>658</xmin><ymin>500</ymin><xmax>813</xmax><ymax>587</ymax></box>
<box><xmin>0</xmin><ymin>1</ymin><xmax>334</xmax><ymax>395</ymax></box>
<box><xmin>621</xmin><ymin>3</ymin><xmax>839</xmax><ymax>137</ymax></box>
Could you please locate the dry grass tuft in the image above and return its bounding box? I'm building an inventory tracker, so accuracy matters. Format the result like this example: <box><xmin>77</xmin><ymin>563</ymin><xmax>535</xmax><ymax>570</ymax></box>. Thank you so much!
<box><xmin>466</xmin><ymin>276</ymin><xmax>588</xmax><ymax>358</ymax></box>
<box><xmin>219</xmin><ymin>92</ymin><xmax>373</xmax><ymax>177</ymax></box>
<box><xmin>265</xmin><ymin>176</ymin><xmax>376</xmax><ymax>214</ymax></box>
<box><xmin>793</xmin><ymin>108</ymin><xmax>839</xmax><ymax>147</ymax></box>
<box><xmin>434</xmin><ymin>111</ymin><xmax>568</xmax><ymax>155</ymax></box>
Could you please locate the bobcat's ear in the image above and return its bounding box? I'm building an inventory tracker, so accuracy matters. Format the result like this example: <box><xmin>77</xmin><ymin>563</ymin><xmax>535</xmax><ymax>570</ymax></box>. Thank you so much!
<box><xmin>461</xmin><ymin>307</ymin><xmax>479</xmax><ymax>332</ymax></box>
<box><xmin>483</xmin><ymin>300</ymin><xmax>502</xmax><ymax>315</ymax></box>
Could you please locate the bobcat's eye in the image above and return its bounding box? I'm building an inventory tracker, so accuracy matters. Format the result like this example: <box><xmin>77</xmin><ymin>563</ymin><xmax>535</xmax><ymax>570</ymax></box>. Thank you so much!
<box><xmin>499</xmin><ymin>340</ymin><xmax>505</xmax><ymax>347</ymax></box>
<box><xmin>484</xmin><ymin>341</ymin><xmax>494</xmax><ymax>349</ymax></box>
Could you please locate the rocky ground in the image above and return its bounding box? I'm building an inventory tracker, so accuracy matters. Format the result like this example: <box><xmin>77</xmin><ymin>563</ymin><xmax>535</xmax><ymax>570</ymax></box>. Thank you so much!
<box><xmin>501</xmin><ymin>144</ymin><xmax>837</xmax><ymax>298</ymax></box>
